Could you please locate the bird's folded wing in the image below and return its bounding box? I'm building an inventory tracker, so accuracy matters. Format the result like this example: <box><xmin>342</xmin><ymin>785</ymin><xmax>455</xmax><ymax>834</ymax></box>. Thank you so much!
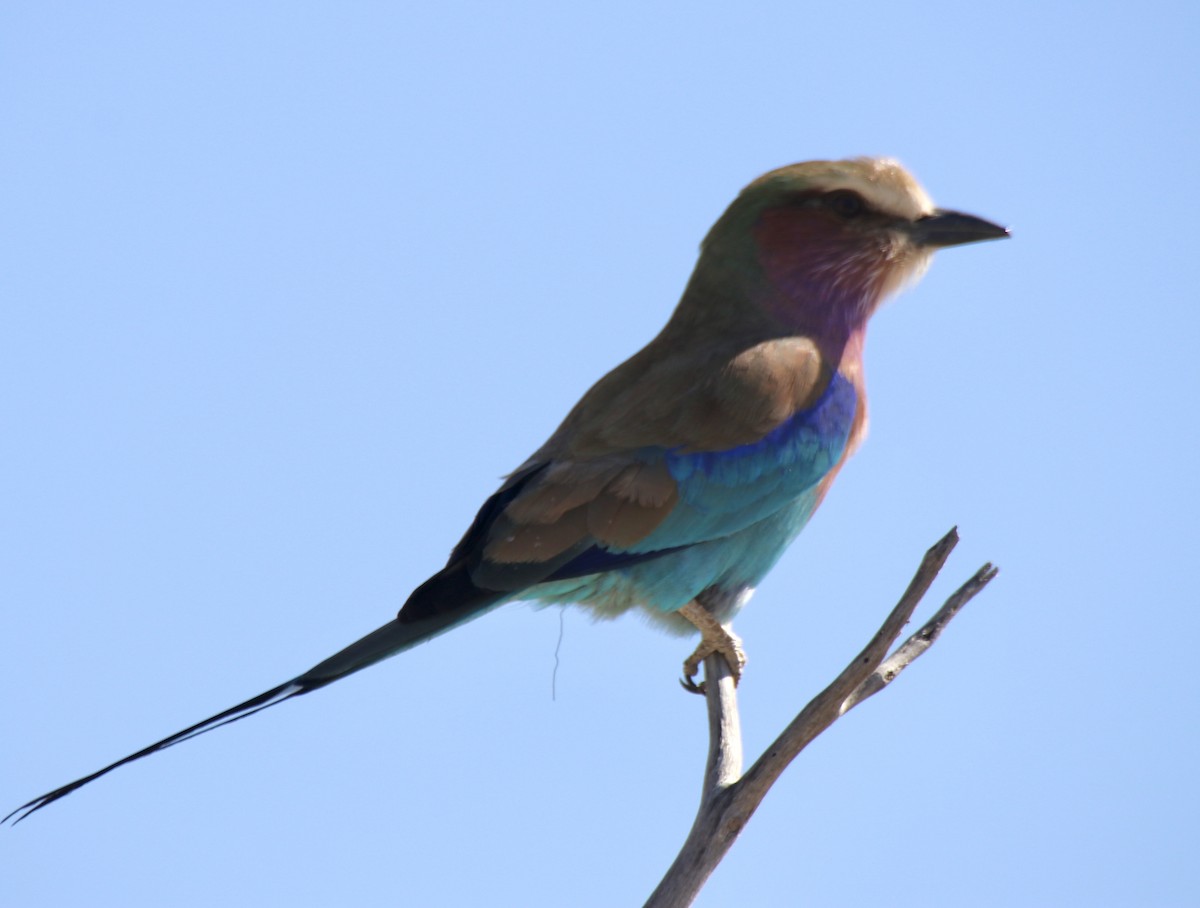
<box><xmin>437</xmin><ymin>337</ymin><xmax>855</xmax><ymax>594</ymax></box>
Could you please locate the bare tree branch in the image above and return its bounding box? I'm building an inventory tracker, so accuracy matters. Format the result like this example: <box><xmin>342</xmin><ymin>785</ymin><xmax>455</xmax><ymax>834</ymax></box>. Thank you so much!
<box><xmin>644</xmin><ymin>528</ymin><xmax>997</xmax><ymax>908</ymax></box>
<box><xmin>839</xmin><ymin>559</ymin><xmax>998</xmax><ymax>714</ymax></box>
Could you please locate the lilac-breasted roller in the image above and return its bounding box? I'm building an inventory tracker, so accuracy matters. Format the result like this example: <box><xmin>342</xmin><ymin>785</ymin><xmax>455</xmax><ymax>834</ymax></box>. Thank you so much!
<box><xmin>7</xmin><ymin>158</ymin><xmax>1007</xmax><ymax>823</ymax></box>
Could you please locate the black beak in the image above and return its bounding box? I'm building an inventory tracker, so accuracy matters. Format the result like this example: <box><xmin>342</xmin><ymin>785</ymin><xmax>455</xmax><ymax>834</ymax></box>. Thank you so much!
<box><xmin>909</xmin><ymin>208</ymin><xmax>1010</xmax><ymax>248</ymax></box>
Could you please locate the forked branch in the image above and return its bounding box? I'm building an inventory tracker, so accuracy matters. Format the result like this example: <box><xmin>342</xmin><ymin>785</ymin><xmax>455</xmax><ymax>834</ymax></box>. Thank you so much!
<box><xmin>644</xmin><ymin>527</ymin><xmax>998</xmax><ymax>908</ymax></box>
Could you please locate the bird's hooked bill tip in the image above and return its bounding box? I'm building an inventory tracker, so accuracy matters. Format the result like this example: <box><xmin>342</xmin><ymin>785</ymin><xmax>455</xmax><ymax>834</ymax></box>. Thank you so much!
<box><xmin>910</xmin><ymin>209</ymin><xmax>1010</xmax><ymax>248</ymax></box>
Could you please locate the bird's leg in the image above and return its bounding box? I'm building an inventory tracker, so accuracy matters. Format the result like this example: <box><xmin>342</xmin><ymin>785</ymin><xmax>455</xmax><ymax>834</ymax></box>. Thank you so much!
<box><xmin>678</xmin><ymin>600</ymin><xmax>746</xmax><ymax>695</ymax></box>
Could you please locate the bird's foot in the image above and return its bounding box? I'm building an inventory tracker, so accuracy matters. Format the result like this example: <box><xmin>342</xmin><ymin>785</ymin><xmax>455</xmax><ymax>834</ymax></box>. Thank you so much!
<box><xmin>677</xmin><ymin>601</ymin><xmax>746</xmax><ymax>695</ymax></box>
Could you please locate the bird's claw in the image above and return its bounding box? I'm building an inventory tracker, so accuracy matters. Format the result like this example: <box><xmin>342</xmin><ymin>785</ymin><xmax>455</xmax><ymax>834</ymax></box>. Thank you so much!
<box><xmin>680</xmin><ymin>674</ymin><xmax>706</xmax><ymax>695</ymax></box>
<box><xmin>678</xmin><ymin>602</ymin><xmax>746</xmax><ymax>695</ymax></box>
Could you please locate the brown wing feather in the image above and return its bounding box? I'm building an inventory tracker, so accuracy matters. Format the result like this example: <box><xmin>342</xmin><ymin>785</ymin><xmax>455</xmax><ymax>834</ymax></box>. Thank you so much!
<box><xmin>585</xmin><ymin>462</ymin><xmax>678</xmax><ymax>548</ymax></box>
<box><xmin>483</xmin><ymin>459</ymin><xmax>677</xmax><ymax>563</ymax></box>
<box><xmin>568</xmin><ymin>335</ymin><xmax>831</xmax><ymax>454</ymax></box>
<box><xmin>472</xmin><ymin>335</ymin><xmax>830</xmax><ymax>576</ymax></box>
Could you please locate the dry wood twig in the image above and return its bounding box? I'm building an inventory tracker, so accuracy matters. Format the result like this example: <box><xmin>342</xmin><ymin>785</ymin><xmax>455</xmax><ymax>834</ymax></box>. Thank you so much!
<box><xmin>644</xmin><ymin>527</ymin><xmax>998</xmax><ymax>908</ymax></box>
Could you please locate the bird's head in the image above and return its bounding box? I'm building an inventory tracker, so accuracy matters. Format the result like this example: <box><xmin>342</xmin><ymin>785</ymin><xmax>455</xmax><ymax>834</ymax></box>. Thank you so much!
<box><xmin>694</xmin><ymin>158</ymin><xmax>1008</xmax><ymax>337</ymax></box>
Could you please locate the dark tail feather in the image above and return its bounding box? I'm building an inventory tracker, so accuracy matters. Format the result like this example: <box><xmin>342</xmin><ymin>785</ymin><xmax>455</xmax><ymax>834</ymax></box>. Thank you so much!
<box><xmin>3</xmin><ymin>679</ymin><xmax>307</xmax><ymax>825</ymax></box>
<box><xmin>6</xmin><ymin>569</ymin><xmax>504</xmax><ymax>825</ymax></box>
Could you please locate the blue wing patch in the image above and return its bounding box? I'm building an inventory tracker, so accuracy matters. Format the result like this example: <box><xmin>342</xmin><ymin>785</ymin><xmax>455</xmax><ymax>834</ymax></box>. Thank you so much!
<box><xmin>543</xmin><ymin>371</ymin><xmax>857</xmax><ymax>580</ymax></box>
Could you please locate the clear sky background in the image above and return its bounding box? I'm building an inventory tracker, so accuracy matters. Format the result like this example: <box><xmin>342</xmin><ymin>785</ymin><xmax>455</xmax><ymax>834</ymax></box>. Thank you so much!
<box><xmin>3</xmin><ymin>4</ymin><xmax>1197</xmax><ymax>906</ymax></box>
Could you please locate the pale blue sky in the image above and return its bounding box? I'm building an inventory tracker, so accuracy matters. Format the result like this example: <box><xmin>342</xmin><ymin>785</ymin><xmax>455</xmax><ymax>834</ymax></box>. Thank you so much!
<box><xmin>3</xmin><ymin>3</ymin><xmax>1197</xmax><ymax>906</ymax></box>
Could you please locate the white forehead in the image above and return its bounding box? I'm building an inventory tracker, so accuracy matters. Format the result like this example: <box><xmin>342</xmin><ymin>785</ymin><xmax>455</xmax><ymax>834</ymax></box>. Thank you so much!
<box><xmin>753</xmin><ymin>157</ymin><xmax>936</xmax><ymax>221</ymax></box>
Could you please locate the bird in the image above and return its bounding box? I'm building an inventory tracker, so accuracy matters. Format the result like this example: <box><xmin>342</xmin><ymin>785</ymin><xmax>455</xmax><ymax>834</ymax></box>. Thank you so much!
<box><xmin>5</xmin><ymin>157</ymin><xmax>1007</xmax><ymax>824</ymax></box>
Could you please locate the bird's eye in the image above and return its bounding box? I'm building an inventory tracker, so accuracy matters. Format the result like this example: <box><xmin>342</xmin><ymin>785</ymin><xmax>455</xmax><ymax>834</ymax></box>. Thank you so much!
<box><xmin>826</xmin><ymin>191</ymin><xmax>865</xmax><ymax>218</ymax></box>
